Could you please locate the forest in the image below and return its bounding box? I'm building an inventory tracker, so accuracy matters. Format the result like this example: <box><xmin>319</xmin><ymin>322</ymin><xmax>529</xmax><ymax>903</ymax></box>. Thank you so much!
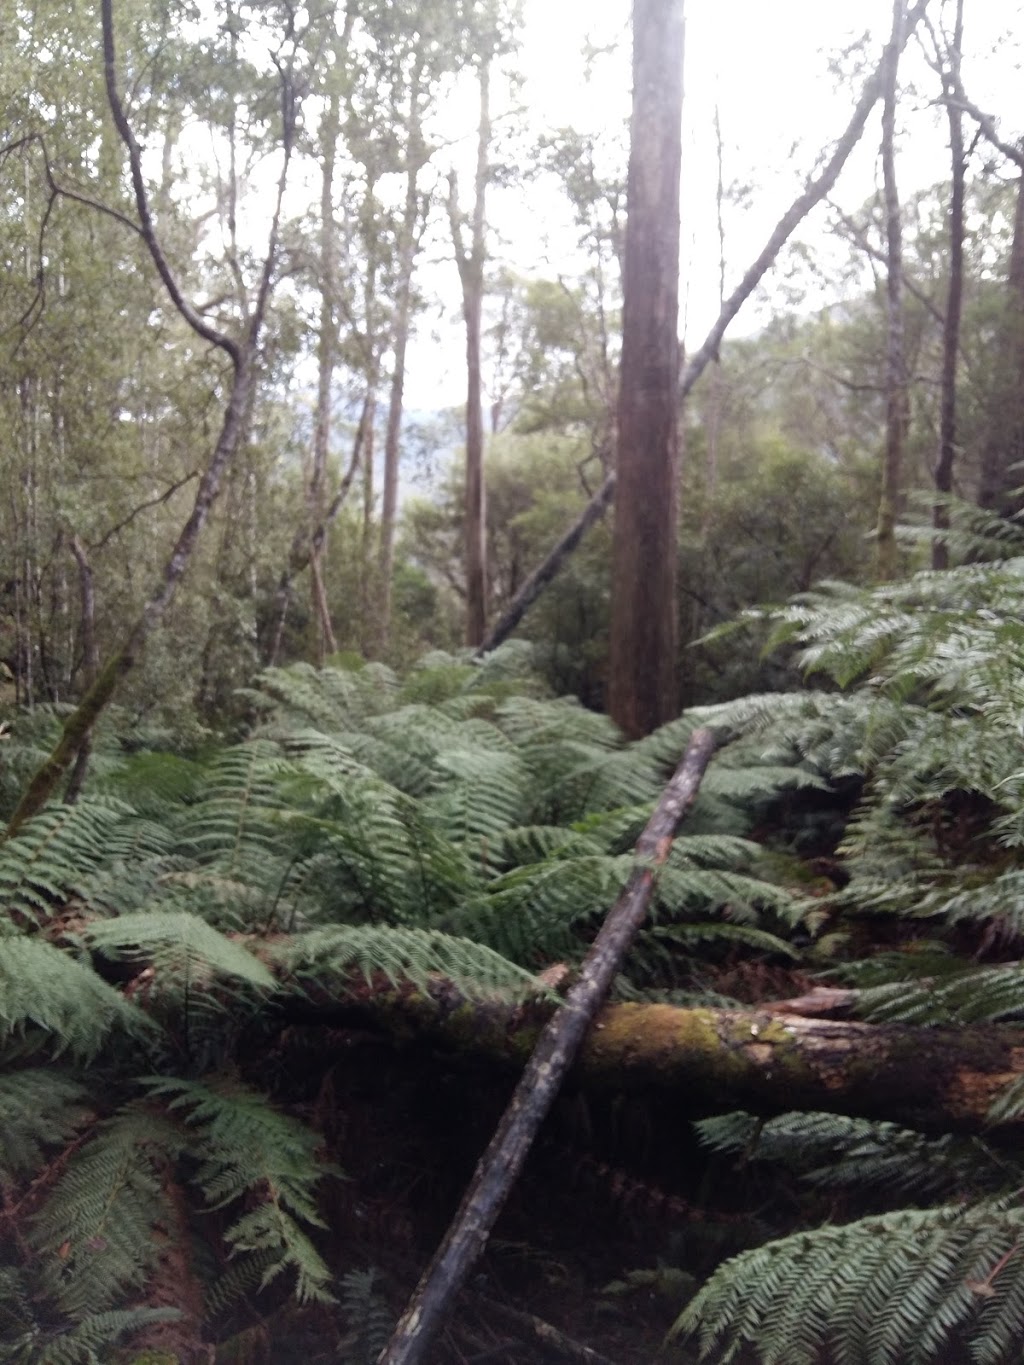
<box><xmin>4</xmin><ymin>0</ymin><xmax>1024</xmax><ymax>1360</ymax></box>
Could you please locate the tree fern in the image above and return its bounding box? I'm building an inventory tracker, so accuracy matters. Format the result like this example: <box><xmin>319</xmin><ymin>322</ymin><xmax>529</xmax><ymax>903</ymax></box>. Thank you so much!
<box><xmin>273</xmin><ymin>923</ymin><xmax>544</xmax><ymax>998</ymax></box>
<box><xmin>0</xmin><ymin>939</ymin><xmax>151</xmax><ymax>1058</ymax></box>
<box><xmin>32</xmin><ymin>1108</ymin><xmax>183</xmax><ymax>1317</ymax></box>
<box><xmin>676</xmin><ymin>1201</ymin><xmax>1024</xmax><ymax>1365</ymax></box>
<box><xmin>143</xmin><ymin>1076</ymin><xmax>336</xmax><ymax>1303</ymax></box>
<box><xmin>0</xmin><ymin>1070</ymin><xmax>91</xmax><ymax>1182</ymax></box>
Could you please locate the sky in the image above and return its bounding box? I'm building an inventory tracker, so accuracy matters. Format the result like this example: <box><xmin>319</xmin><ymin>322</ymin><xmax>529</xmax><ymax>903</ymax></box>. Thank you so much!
<box><xmin>402</xmin><ymin>0</ymin><xmax>1024</xmax><ymax>410</ymax></box>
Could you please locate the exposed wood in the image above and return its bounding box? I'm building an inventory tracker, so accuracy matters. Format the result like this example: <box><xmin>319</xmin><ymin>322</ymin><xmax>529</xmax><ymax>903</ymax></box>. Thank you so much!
<box><xmin>378</xmin><ymin>727</ymin><xmax>717</xmax><ymax>1365</ymax></box>
<box><xmin>606</xmin><ymin>0</ymin><xmax>685</xmax><ymax>740</ymax></box>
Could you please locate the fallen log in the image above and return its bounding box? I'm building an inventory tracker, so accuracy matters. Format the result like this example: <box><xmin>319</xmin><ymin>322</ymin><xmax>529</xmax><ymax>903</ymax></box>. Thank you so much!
<box><xmin>285</xmin><ymin>979</ymin><xmax>1024</xmax><ymax>1136</ymax></box>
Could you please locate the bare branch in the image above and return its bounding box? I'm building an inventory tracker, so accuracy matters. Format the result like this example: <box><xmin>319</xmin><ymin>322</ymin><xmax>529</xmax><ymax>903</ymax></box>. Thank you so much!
<box><xmin>100</xmin><ymin>0</ymin><xmax>241</xmax><ymax>364</ymax></box>
<box><xmin>680</xmin><ymin>0</ymin><xmax>932</xmax><ymax>401</ymax></box>
<box><xmin>88</xmin><ymin>471</ymin><xmax>201</xmax><ymax>552</ymax></box>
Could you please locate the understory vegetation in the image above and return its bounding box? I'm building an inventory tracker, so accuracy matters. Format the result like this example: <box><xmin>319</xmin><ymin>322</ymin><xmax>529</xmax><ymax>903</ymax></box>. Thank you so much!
<box><xmin>4</xmin><ymin>528</ymin><xmax>1024</xmax><ymax>1360</ymax></box>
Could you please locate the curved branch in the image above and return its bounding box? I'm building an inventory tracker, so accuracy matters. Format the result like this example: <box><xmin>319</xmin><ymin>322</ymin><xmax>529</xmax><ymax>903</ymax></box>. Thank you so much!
<box><xmin>100</xmin><ymin>0</ymin><xmax>241</xmax><ymax>365</ymax></box>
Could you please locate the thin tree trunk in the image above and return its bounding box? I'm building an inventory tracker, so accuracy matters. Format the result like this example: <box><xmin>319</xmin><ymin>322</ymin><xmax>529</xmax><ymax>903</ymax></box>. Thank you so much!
<box><xmin>477</xmin><ymin>2</ymin><xmax>930</xmax><ymax>656</ymax></box>
<box><xmin>978</xmin><ymin>172</ymin><xmax>1024</xmax><ymax>514</ymax></box>
<box><xmin>876</xmin><ymin>0</ymin><xmax>909</xmax><ymax>582</ymax></box>
<box><xmin>932</xmin><ymin>0</ymin><xmax>965</xmax><ymax>570</ymax></box>
<box><xmin>379</xmin><ymin>727</ymin><xmax>717</xmax><ymax>1365</ymax></box>
<box><xmin>267</xmin><ymin>388</ymin><xmax>372</xmax><ymax>666</ymax></box>
<box><xmin>607</xmin><ymin>0</ymin><xmax>685</xmax><ymax>740</ymax></box>
<box><xmin>4</xmin><ymin>0</ymin><xmax>293</xmax><ymax>839</ymax></box>
<box><xmin>309</xmin><ymin>90</ymin><xmax>340</xmax><ymax>666</ymax></box>
<box><xmin>449</xmin><ymin>61</ymin><xmax>491</xmax><ymax>649</ymax></box>
<box><xmin>377</xmin><ymin>58</ymin><xmax>426</xmax><ymax>654</ymax></box>
<box><xmin>63</xmin><ymin>535</ymin><xmax>97</xmax><ymax>805</ymax></box>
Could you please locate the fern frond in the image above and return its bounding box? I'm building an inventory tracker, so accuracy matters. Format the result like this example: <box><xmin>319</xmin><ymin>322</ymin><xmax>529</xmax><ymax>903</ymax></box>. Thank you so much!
<box><xmin>337</xmin><ymin>1267</ymin><xmax>393</xmax><ymax>1364</ymax></box>
<box><xmin>0</xmin><ymin>801</ymin><xmax>134</xmax><ymax>928</ymax></box>
<box><xmin>696</xmin><ymin>1110</ymin><xmax>1009</xmax><ymax>1200</ymax></box>
<box><xmin>33</xmin><ymin>1108</ymin><xmax>183</xmax><ymax>1317</ymax></box>
<box><xmin>144</xmin><ymin>1076</ymin><xmax>336</xmax><ymax>1303</ymax></box>
<box><xmin>675</xmin><ymin>1201</ymin><xmax>1024</xmax><ymax>1365</ymax></box>
<box><xmin>275</xmin><ymin>924</ymin><xmax>542</xmax><ymax>997</ymax></box>
<box><xmin>0</xmin><ymin>939</ymin><xmax>152</xmax><ymax>1058</ymax></box>
<box><xmin>85</xmin><ymin>911</ymin><xmax>275</xmax><ymax>994</ymax></box>
<box><xmin>33</xmin><ymin>1308</ymin><xmax>181</xmax><ymax>1365</ymax></box>
<box><xmin>0</xmin><ymin>1069</ymin><xmax>91</xmax><ymax>1181</ymax></box>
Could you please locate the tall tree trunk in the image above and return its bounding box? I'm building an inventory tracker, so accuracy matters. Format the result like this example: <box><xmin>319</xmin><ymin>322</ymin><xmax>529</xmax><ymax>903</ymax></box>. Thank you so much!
<box><xmin>377</xmin><ymin>57</ymin><xmax>426</xmax><ymax>655</ymax></box>
<box><xmin>607</xmin><ymin>0</ymin><xmax>685</xmax><ymax>739</ymax></box>
<box><xmin>309</xmin><ymin>89</ymin><xmax>341</xmax><ymax>665</ymax></box>
<box><xmin>462</xmin><ymin>1</ymin><xmax>930</xmax><ymax>658</ymax></box>
<box><xmin>931</xmin><ymin>0</ymin><xmax>966</xmax><ymax>570</ymax></box>
<box><xmin>449</xmin><ymin>61</ymin><xmax>491</xmax><ymax>649</ymax></box>
<box><xmin>876</xmin><ymin>0</ymin><xmax>909</xmax><ymax>582</ymax></box>
<box><xmin>978</xmin><ymin>171</ymin><xmax>1024</xmax><ymax>515</ymax></box>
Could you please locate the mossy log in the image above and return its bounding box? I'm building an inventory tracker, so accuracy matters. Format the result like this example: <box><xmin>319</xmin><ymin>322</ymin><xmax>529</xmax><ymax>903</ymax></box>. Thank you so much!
<box><xmin>281</xmin><ymin>975</ymin><xmax>1024</xmax><ymax>1135</ymax></box>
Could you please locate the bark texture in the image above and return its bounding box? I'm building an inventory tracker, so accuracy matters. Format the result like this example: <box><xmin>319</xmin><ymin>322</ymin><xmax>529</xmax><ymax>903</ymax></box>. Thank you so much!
<box><xmin>288</xmin><ymin>977</ymin><xmax>1024</xmax><ymax>1137</ymax></box>
<box><xmin>378</xmin><ymin>57</ymin><xmax>427</xmax><ymax>652</ymax></box>
<box><xmin>606</xmin><ymin>0</ymin><xmax>685</xmax><ymax>740</ymax></box>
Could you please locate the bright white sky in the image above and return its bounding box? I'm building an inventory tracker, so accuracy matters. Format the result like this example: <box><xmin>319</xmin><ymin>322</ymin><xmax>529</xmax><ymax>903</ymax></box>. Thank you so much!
<box><xmin>403</xmin><ymin>0</ymin><xmax>1024</xmax><ymax>409</ymax></box>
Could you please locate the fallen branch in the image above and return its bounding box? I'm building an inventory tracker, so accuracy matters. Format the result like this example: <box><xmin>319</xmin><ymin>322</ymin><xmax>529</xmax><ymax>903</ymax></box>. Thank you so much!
<box><xmin>378</xmin><ymin>728</ymin><xmax>717</xmax><ymax>1364</ymax></box>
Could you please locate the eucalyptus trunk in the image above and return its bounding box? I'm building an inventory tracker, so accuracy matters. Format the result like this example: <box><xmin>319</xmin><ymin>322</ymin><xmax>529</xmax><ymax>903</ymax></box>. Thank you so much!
<box><xmin>607</xmin><ymin>0</ymin><xmax>685</xmax><ymax>739</ymax></box>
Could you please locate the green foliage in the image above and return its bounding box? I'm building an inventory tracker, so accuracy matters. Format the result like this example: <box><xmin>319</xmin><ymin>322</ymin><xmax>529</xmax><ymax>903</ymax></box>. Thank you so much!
<box><xmin>676</xmin><ymin>1203</ymin><xmax>1024</xmax><ymax>1365</ymax></box>
<box><xmin>0</xmin><ymin>651</ymin><xmax>802</xmax><ymax>1355</ymax></box>
<box><xmin>145</xmin><ymin>1077</ymin><xmax>335</xmax><ymax>1304</ymax></box>
<box><xmin>674</xmin><ymin>547</ymin><xmax>1024</xmax><ymax>1363</ymax></box>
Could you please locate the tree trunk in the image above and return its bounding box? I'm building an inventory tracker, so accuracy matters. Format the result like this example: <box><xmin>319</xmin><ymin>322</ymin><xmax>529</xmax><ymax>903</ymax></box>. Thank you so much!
<box><xmin>978</xmin><ymin>171</ymin><xmax>1024</xmax><ymax>515</ymax></box>
<box><xmin>266</xmin><ymin>388</ymin><xmax>371</xmax><ymax>667</ymax></box>
<box><xmin>932</xmin><ymin>0</ymin><xmax>966</xmax><ymax>570</ymax></box>
<box><xmin>449</xmin><ymin>61</ymin><xmax>491</xmax><ymax>649</ymax></box>
<box><xmin>475</xmin><ymin>473</ymin><xmax>617</xmax><ymax>656</ymax></box>
<box><xmin>377</xmin><ymin>57</ymin><xmax>426</xmax><ymax>654</ymax></box>
<box><xmin>309</xmin><ymin>89</ymin><xmax>340</xmax><ymax>666</ymax></box>
<box><xmin>477</xmin><ymin>2</ymin><xmax>930</xmax><ymax>661</ymax></box>
<box><xmin>379</xmin><ymin>727</ymin><xmax>717</xmax><ymax>1365</ymax></box>
<box><xmin>63</xmin><ymin>535</ymin><xmax>98</xmax><ymax>806</ymax></box>
<box><xmin>606</xmin><ymin>0</ymin><xmax>685</xmax><ymax>740</ymax></box>
<box><xmin>876</xmin><ymin>0</ymin><xmax>909</xmax><ymax>582</ymax></box>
